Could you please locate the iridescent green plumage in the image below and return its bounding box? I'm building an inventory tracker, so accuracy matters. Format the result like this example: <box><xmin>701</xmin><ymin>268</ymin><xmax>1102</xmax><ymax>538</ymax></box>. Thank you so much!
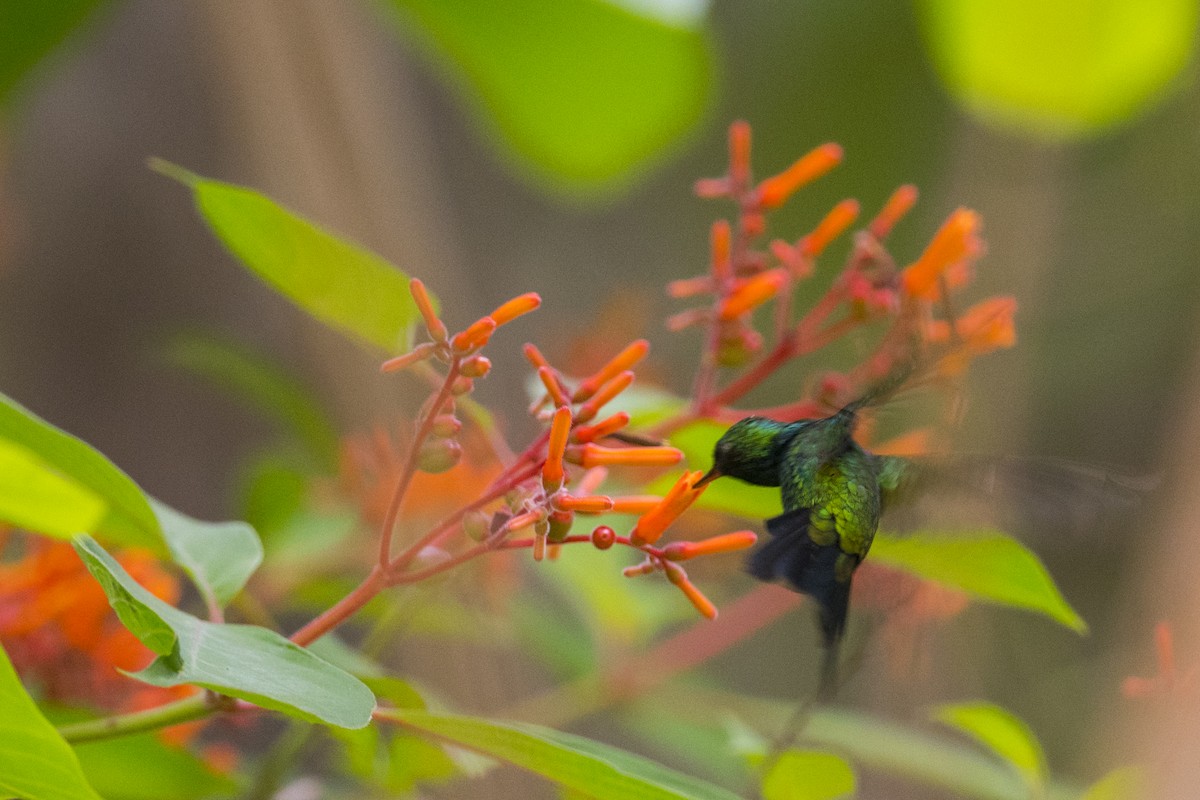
<box><xmin>702</xmin><ymin>405</ymin><xmax>895</xmax><ymax>698</ymax></box>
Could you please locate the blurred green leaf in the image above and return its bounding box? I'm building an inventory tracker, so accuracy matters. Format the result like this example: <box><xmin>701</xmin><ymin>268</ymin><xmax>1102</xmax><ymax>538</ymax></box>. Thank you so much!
<box><xmin>932</xmin><ymin>702</ymin><xmax>1045</xmax><ymax>790</ymax></box>
<box><xmin>918</xmin><ymin>0</ymin><xmax>1198</xmax><ymax>137</ymax></box>
<box><xmin>762</xmin><ymin>750</ymin><xmax>856</xmax><ymax>800</ymax></box>
<box><xmin>1081</xmin><ymin>765</ymin><xmax>1143</xmax><ymax>800</ymax></box>
<box><xmin>73</xmin><ymin>535</ymin><xmax>376</xmax><ymax>728</ymax></box>
<box><xmin>0</xmin><ymin>644</ymin><xmax>102</xmax><ymax>800</ymax></box>
<box><xmin>385</xmin><ymin>709</ymin><xmax>743</xmax><ymax>799</ymax></box>
<box><xmin>0</xmin><ymin>391</ymin><xmax>165</xmax><ymax>553</ymax></box>
<box><xmin>871</xmin><ymin>531</ymin><xmax>1087</xmax><ymax>632</ymax></box>
<box><xmin>383</xmin><ymin>0</ymin><xmax>713</xmax><ymax>193</ymax></box>
<box><xmin>0</xmin><ymin>437</ymin><xmax>106</xmax><ymax>537</ymax></box>
<box><xmin>73</xmin><ymin>730</ymin><xmax>237</xmax><ymax>800</ymax></box>
<box><xmin>238</xmin><ymin>450</ymin><xmax>312</xmax><ymax>539</ymax></box>
<box><xmin>153</xmin><ymin>499</ymin><xmax>262</xmax><ymax>610</ymax></box>
<box><xmin>0</xmin><ymin>0</ymin><xmax>107</xmax><ymax>107</ymax></box>
<box><xmin>153</xmin><ymin>160</ymin><xmax>427</xmax><ymax>351</ymax></box>
<box><xmin>164</xmin><ymin>332</ymin><xmax>339</xmax><ymax>468</ymax></box>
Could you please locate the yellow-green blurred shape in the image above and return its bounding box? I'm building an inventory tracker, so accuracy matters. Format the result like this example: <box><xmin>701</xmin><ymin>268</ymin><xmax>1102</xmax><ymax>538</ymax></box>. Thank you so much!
<box><xmin>932</xmin><ymin>701</ymin><xmax>1046</xmax><ymax>791</ymax></box>
<box><xmin>918</xmin><ymin>0</ymin><xmax>1198</xmax><ymax>137</ymax></box>
<box><xmin>762</xmin><ymin>750</ymin><xmax>856</xmax><ymax>800</ymax></box>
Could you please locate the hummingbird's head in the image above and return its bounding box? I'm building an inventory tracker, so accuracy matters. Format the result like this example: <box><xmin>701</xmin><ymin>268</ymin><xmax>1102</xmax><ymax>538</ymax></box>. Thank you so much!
<box><xmin>697</xmin><ymin>416</ymin><xmax>793</xmax><ymax>488</ymax></box>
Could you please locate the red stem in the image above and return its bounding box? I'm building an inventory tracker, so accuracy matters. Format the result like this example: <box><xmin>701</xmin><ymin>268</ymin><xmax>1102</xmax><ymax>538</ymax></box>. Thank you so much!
<box><xmin>289</xmin><ymin>565</ymin><xmax>388</xmax><ymax>646</ymax></box>
<box><xmin>378</xmin><ymin>357</ymin><xmax>462</xmax><ymax>566</ymax></box>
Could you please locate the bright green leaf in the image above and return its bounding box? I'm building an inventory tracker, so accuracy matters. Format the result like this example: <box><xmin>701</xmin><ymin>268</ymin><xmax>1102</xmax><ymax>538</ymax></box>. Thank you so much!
<box><xmin>871</xmin><ymin>531</ymin><xmax>1087</xmax><ymax>632</ymax></box>
<box><xmin>153</xmin><ymin>160</ymin><xmax>426</xmax><ymax>352</ymax></box>
<box><xmin>918</xmin><ymin>0</ymin><xmax>1198</xmax><ymax>137</ymax></box>
<box><xmin>73</xmin><ymin>535</ymin><xmax>376</xmax><ymax>728</ymax></box>
<box><xmin>383</xmin><ymin>0</ymin><xmax>713</xmax><ymax>193</ymax></box>
<box><xmin>164</xmin><ymin>332</ymin><xmax>339</xmax><ymax>468</ymax></box>
<box><xmin>1081</xmin><ymin>765</ymin><xmax>1143</xmax><ymax>800</ymax></box>
<box><xmin>762</xmin><ymin>750</ymin><xmax>856</xmax><ymax>800</ymax></box>
<box><xmin>0</xmin><ymin>644</ymin><xmax>103</xmax><ymax>800</ymax></box>
<box><xmin>385</xmin><ymin>709</ymin><xmax>743</xmax><ymax>799</ymax></box>
<box><xmin>0</xmin><ymin>437</ymin><xmax>107</xmax><ymax>537</ymax></box>
<box><xmin>0</xmin><ymin>0</ymin><xmax>108</xmax><ymax>107</ymax></box>
<box><xmin>0</xmin><ymin>391</ymin><xmax>164</xmax><ymax>552</ymax></box>
<box><xmin>933</xmin><ymin>702</ymin><xmax>1046</xmax><ymax>790</ymax></box>
<box><xmin>153</xmin><ymin>499</ymin><xmax>263</xmax><ymax>610</ymax></box>
<box><xmin>237</xmin><ymin>451</ymin><xmax>312</xmax><ymax>538</ymax></box>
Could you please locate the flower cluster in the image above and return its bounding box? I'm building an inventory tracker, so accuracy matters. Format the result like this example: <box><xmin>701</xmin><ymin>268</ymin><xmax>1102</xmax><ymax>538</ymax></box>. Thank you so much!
<box><xmin>373</xmin><ymin>282</ymin><xmax>759</xmax><ymax>618</ymax></box>
<box><xmin>668</xmin><ymin>120</ymin><xmax>1015</xmax><ymax>428</ymax></box>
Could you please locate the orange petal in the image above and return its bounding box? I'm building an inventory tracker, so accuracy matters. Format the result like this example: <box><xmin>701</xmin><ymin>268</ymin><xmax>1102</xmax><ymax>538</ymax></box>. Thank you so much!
<box><xmin>756</xmin><ymin>143</ymin><xmax>843</xmax><ymax>210</ymax></box>
<box><xmin>573</xmin><ymin>341</ymin><xmax>649</xmax><ymax>402</ymax></box>
<box><xmin>902</xmin><ymin>208</ymin><xmax>982</xmax><ymax>300</ymax></box>
<box><xmin>542</xmin><ymin>406</ymin><xmax>573</xmax><ymax>490</ymax></box>
<box><xmin>870</xmin><ymin>184</ymin><xmax>918</xmax><ymax>240</ymax></box>
<box><xmin>410</xmin><ymin>278</ymin><xmax>447</xmax><ymax>342</ymax></box>
<box><xmin>801</xmin><ymin>199</ymin><xmax>860</xmax><ymax>258</ymax></box>
<box><xmin>490</xmin><ymin>292</ymin><xmax>542</xmax><ymax>326</ymax></box>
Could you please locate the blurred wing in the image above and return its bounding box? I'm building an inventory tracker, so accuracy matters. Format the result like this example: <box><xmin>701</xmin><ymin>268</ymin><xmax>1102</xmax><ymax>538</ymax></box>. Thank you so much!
<box><xmin>872</xmin><ymin>454</ymin><xmax>1155</xmax><ymax>545</ymax></box>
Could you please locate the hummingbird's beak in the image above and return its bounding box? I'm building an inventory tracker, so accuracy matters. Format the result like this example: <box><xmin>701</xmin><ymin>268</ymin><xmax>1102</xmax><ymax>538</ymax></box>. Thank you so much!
<box><xmin>694</xmin><ymin>467</ymin><xmax>722</xmax><ymax>488</ymax></box>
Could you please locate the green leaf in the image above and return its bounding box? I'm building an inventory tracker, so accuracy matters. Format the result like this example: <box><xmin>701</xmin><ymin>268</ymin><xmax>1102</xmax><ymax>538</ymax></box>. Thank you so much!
<box><xmin>871</xmin><ymin>531</ymin><xmax>1087</xmax><ymax>632</ymax></box>
<box><xmin>0</xmin><ymin>643</ymin><xmax>103</xmax><ymax>800</ymax></box>
<box><xmin>163</xmin><ymin>332</ymin><xmax>339</xmax><ymax>468</ymax></box>
<box><xmin>0</xmin><ymin>391</ymin><xmax>164</xmax><ymax>552</ymax></box>
<box><xmin>73</xmin><ymin>535</ymin><xmax>376</xmax><ymax>728</ymax></box>
<box><xmin>386</xmin><ymin>709</ymin><xmax>743</xmax><ymax>799</ymax></box>
<box><xmin>762</xmin><ymin>750</ymin><xmax>856</xmax><ymax>800</ymax></box>
<box><xmin>1081</xmin><ymin>766</ymin><xmax>1143</xmax><ymax>800</ymax></box>
<box><xmin>153</xmin><ymin>499</ymin><xmax>262</xmax><ymax>611</ymax></box>
<box><xmin>0</xmin><ymin>437</ymin><xmax>107</xmax><ymax>537</ymax></box>
<box><xmin>932</xmin><ymin>702</ymin><xmax>1046</xmax><ymax>790</ymax></box>
<box><xmin>383</xmin><ymin>0</ymin><xmax>713</xmax><ymax>193</ymax></box>
<box><xmin>153</xmin><ymin>160</ymin><xmax>426</xmax><ymax>352</ymax></box>
<box><xmin>73</xmin><ymin>730</ymin><xmax>237</xmax><ymax>800</ymax></box>
<box><xmin>917</xmin><ymin>0</ymin><xmax>1198</xmax><ymax>138</ymax></box>
<box><xmin>0</xmin><ymin>0</ymin><xmax>108</xmax><ymax>107</ymax></box>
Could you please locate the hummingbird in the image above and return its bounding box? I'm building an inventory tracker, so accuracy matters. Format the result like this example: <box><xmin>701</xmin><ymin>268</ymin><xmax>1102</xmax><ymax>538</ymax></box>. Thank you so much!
<box><xmin>695</xmin><ymin>396</ymin><xmax>1149</xmax><ymax>700</ymax></box>
<box><xmin>696</xmin><ymin>399</ymin><xmax>896</xmax><ymax>699</ymax></box>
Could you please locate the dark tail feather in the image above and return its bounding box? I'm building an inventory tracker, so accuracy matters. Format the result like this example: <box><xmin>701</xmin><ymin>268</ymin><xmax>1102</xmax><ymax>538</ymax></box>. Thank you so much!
<box><xmin>749</xmin><ymin>510</ymin><xmax>857</xmax><ymax>700</ymax></box>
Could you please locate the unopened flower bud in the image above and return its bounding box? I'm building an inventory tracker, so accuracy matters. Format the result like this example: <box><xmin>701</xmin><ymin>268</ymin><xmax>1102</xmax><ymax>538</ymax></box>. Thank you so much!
<box><xmin>451</xmin><ymin>376</ymin><xmax>475</xmax><ymax>396</ymax></box>
<box><xmin>591</xmin><ymin>525</ymin><xmax>616</xmax><ymax>550</ymax></box>
<box><xmin>418</xmin><ymin>439</ymin><xmax>462</xmax><ymax>474</ymax></box>
<box><xmin>430</xmin><ymin>414</ymin><xmax>462</xmax><ymax>438</ymax></box>
<box><xmin>461</xmin><ymin>355</ymin><xmax>492</xmax><ymax>378</ymax></box>
<box><xmin>547</xmin><ymin>509</ymin><xmax>574</xmax><ymax>543</ymax></box>
<box><xmin>463</xmin><ymin>511</ymin><xmax>489</xmax><ymax>542</ymax></box>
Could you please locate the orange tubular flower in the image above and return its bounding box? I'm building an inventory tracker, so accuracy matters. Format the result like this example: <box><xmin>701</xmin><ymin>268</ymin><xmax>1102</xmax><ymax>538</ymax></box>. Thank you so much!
<box><xmin>573</xmin><ymin>341</ymin><xmax>649</xmax><ymax>402</ymax></box>
<box><xmin>756</xmin><ymin>143</ymin><xmax>843</xmax><ymax>210</ymax></box>
<box><xmin>729</xmin><ymin>119</ymin><xmax>752</xmax><ymax>188</ymax></box>
<box><xmin>575</xmin><ymin>371</ymin><xmax>635</xmax><ymax>424</ymax></box>
<box><xmin>667</xmin><ymin>276</ymin><xmax>714</xmax><ymax>299</ymax></box>
<box><xmin>568</xmin><ymin>444</ymin><xmax>683</xmax><ymax>469</ymax></box>
<box><xmin>629</xmin><ymin>469</ymin><xmax>706</xmax><ymax>545</ymax></box>
<box><xmin>718</xmin><ymin>269</ymin><xmax>787</xmax><ymax>321</ymax></box>
<box><xmin>451</xmin><ymin>317</ymin><xmax>498</xmax><ymax>353</ymax></box>
<box><xmin>489</xmin><ymin>292</ymin><xmax>542</xmax><ymax>326</ymax></box>
<box><xmin>409</xmin><ymin>278</ymin><xmax>447</xmax><ymax>342</ymax></box>
<box><xmin>662</xmin><ymin>531</ymin><xmax>758</xmax><ymax>561</ymax></box>
<box><xmin>380</xmin><ymin>342</ymin><xmax>438</xmax><ymax>373</ymax></box>
<box><xmin>571</xmin><ymin>411</ymin><xmax>630</xmax><ymax>444</ymax></box>
<box><xmin>955</xmin><ymin>296</ymin><xmax>1017</xmax><ymax>353</ymax></box>
<box><xmin>609</xmin><ymin>495</ymin><xmax>665</xmax><ymax>514</ymax></box>
<box><xmin>801</xmin><ymin>199</ymin><xmax>860</xmax><ymax>258</ymax></box>
<box><xmin>662</xmin><ymin>561</ymin><xmax>718</xmax><ymax>620</ymax></box>
<box><xmin>711</xmin><ymin>219</ymin><xmax>732</xmax><ymax>282</ymax></box>
<box><xmin>542</xmin><ymin>406</ymin><xmax>573</xmax><ymax>491</ymax></box>
<box><xmin>902</xmin><ymin>208</ymin><xmax>982</xmax><ymax>300</ymax></box>
<box><xmin>870</xmin><ymin>184</ymin><xmax>919</xmax><ymax>240</ymax></box>
<box><xmin>553</xmin><ymin>494</ymin><xmax>615</xmax><ymax>514</ymax></box>
<box><xmin>538</xmin><ymin>366</ymin><xmax>572</xmax><ymax>408</ymax></box>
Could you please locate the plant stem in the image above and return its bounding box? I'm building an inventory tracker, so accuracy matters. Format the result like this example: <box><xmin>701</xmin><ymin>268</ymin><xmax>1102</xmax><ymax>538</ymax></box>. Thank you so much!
<box><xmin>57</xmin><ymin>692</ymin><xmax>220</xmax><ymax>744</ymax></box>
<box><xmin>378</xmin><ymin>356</ymin><xmax>462</xmax><ymax>566</ymax></box>
<box><xmin>289</xmin><ymin>565</ymin><xmax>388</xmax><ymax>646</ymax></box>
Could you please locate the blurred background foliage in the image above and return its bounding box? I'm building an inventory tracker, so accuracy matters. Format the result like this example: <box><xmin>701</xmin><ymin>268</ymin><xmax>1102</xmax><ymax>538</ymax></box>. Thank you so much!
<box><xmin>2</xmin><ymin>0</ymin><xmax>1200</xmax><ymax>797</ymax></box>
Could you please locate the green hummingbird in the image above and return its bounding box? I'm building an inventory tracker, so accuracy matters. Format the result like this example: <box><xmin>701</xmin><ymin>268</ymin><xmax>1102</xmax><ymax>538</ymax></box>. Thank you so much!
<box><xmin>696</xmin><ymin>399</ymin><xmax>896</xmax><ymax>699</ymax></box>
<box><xmin>696</xmin><ymin>398</ymin><xmax>1148</xmax><ymax>700</ymax></box>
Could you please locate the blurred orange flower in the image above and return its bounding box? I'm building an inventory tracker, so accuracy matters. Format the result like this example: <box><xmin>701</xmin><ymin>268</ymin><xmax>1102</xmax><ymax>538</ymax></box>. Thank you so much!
<box><xmin>0</xmin><ymin>529</ymin><xmax>182</xmax><ymax>709</ymax></box>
